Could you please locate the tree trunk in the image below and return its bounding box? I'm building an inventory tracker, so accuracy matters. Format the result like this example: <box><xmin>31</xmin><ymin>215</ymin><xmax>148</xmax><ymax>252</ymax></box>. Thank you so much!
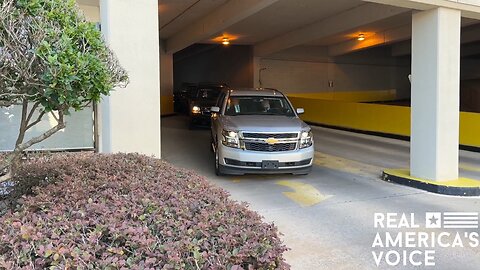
<box><xmin>0</xmin><ymin>110</ymin><xmax>65</xmax><ymax>183</ymax></box>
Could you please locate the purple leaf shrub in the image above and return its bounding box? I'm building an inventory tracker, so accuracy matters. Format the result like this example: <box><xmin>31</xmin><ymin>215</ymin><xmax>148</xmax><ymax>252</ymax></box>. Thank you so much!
<box><xmin>0</xmin><ymin>153</ymin><xmax>289</xmax><ymax>269</ymax></box>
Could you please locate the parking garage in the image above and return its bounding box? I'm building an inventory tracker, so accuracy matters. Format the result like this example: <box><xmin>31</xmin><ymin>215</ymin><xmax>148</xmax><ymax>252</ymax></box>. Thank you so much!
<box><xmin>161</xmin><ymin>1</ymin><xmax>480</xmax><ymax>267</ymax></box>
<box><xmin>1</xmin><ymin>0</ymin><xmax>480</xmax><ymax>268</ymax></box>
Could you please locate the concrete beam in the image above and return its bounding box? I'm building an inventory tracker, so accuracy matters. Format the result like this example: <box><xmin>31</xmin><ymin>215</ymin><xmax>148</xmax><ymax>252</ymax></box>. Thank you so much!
<box><xmin>364</xmin><ymin>0</ymin><xmax>480</xmax><ymax>19</ymax></box>
<box><xmin>254</xmin><ymin>3</ymin><xmax>408</xmax><ymax>57</ymax></box>
<box><xmin>165</xmin><ymin>0</ymin><xmax>279</xmax><ymax>54</ymax></box>
<box><xmin>391</xmin><ymin>23</ymin><xmax>480</xmax><ymax>56</ymax></box>
<box><xmin>462</xmin><ymin>23</ymin><xmax>480</xmax><ymax>43</ymax></box>
<box><xmin>329</xmin><ymin>25</ymin><xmax>411</xmax><ymax>56</ymax></box>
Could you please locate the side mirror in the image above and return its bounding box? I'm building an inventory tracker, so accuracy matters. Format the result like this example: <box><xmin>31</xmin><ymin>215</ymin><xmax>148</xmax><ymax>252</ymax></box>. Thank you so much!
<box><xmin>211</xmin><ymin>106</ymin><xmax>220</xmax><ymax>113</ymax></box>
<box><xmin>296</xmin><ymin>108</ymin><xmax>305</xmax><ymax>115</ymax></box>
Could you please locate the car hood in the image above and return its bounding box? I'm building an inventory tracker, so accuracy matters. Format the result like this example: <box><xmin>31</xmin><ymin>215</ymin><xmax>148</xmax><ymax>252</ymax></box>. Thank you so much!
<box><xmin>222</xmin><ymin>115</ymin><xmax>309</xmax><ymax>132</ymax></box>
<box><xmin>191</xmin><ymin>99</ymin><xmax>217</xmax><ymax>108</ymax></box>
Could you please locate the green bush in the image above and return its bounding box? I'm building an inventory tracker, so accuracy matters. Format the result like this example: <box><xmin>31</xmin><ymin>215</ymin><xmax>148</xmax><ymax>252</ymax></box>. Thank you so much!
<box><xmin>0</xmin><ymin>153</ymin><xmax>289</xmax><ymax>269</ymax></box>
<box><xmin>0</xmin><ymin>0</ymin><xmax>128</xmax><ymax>111</ymax></box>
<box><xmin>0</xmin><ymin>0</ymin><xmax>128</xmax><ymax>177</ymax></box>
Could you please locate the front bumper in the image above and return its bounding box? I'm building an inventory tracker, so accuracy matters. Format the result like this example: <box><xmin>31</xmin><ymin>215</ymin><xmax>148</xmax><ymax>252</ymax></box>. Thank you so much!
<box><xmin>190</xmin><ymin>113</ymin><xmax>211</xmax><ymax>126</ymax></box>
<box><xmin>218</xmin><ymin>143</ymin><xmax>314</xmax><ymax>175</ymax></box>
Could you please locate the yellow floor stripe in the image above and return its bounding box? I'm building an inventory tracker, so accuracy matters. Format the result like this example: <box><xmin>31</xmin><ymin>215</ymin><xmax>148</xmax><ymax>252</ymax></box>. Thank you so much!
<box><xmin>313</xmin><ymin>152</ymin><xmax>382</xmax><ymax>178</ymax></box>
<box><xmin>460</xmin><ymin>163</ymin><xmax>480</xmax><ymax>173</ymax></box>
<box><xmin>231</xmin><ymin>177</ymin><xmax>241</xmax><ymax>183</ymax></box>
<box><xmin>276</xmin><ymin>180</ymin><xmax>331</xmax><ymax>207</ymax></box>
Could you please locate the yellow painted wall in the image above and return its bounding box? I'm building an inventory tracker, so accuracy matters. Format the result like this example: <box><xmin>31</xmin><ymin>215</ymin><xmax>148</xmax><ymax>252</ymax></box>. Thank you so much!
<box><xmin>161</xmin><ymin>95</ymin><xmax>174</xmax><ymax>116</ymax></box>
<box><xmin>288</xmin><ymin>89</ymin><xmax>397</xmax><ymax>102</ymax></box>
<box><xmin>288</xmin><ymin>96</ymin><xmax>480</xmax><ymax>148</ymax></box>
<box><xmin>460</xmin><ymin>112</ymin><xmax>480</xmax><ymax>147</ymax></box>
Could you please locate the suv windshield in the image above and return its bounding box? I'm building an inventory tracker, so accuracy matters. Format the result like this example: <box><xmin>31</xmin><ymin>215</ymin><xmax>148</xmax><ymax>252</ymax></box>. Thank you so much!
<box><xmin>196</xmin><ymin>88</ymin><xmax>221</xmax><ymax>100</ymax></box>
<box><xmin>224</xmin><ymin>96</ymin><xmax>295</xmax><ymax>116</ymax></box>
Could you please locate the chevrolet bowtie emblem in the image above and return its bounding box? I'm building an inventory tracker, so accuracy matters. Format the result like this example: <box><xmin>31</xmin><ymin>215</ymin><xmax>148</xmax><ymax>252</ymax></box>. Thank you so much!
<box><xmin>265</xmin><ymin>138</ymin><xmax>278</xmax><ymax>145</ymax></box>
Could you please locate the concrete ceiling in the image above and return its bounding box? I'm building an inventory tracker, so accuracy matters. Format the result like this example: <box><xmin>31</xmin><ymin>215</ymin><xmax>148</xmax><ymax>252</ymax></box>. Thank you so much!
<box><xmin>158</xmin><ymin>0</ymin><xmax>480</xmax><ymax>56</ymax></box>
<box><xmin>307</xmin><ymin>12</ymin><xmax>413</xmax><ymax>47</ymax></box>
<box><xmin>159</xmin><ymin>0</ymin><xmax>229</xmax><ymax>39</ymax></box>
<box><xmin>199</xmin><ymin>0</ymin><xmax>364</xmax><ymax>44</ymax></box>
<box><xmin>79</xmin><ymin>0</ymin><xmax>480</xmax><ymax>56</ymax></box>
<box><xmin>158</xmin><ymin>0</ymin><xmax>418</xmax><ymax>55</ymax></box>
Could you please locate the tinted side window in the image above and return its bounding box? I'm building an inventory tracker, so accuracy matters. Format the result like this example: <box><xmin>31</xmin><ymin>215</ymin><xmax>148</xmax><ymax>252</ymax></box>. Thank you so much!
<box><xmin>216</xmin><ymin>92</ymin><xmax>226</xmax><ymax>107</ymax></box>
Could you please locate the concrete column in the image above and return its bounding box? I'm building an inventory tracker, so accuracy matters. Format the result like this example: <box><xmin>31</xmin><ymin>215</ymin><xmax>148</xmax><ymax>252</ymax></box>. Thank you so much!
<box><xmin>410</xmin><ymin>7</ymin><xmax>461</xmax><ymax>181</ymax></box>
<box><xmin>99</xmin><ymin>0</ymin><xmax>161</xmax><ymax>157</ymax></box>
<box><xmin>160</xmin><ymin>41</ymin><xmax>174</xmax><ymax>116</ymax></box>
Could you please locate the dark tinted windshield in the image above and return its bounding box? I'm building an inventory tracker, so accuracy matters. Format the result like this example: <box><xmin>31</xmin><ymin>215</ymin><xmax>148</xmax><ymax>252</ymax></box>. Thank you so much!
<box><xmin>224</xmin><ymin>96</ymin><xmax>295</xmax><ymax>116</ymax></box>
<box><xmin>196</xmin><ymin>88</ymin><xmax>221</xmax><ymax>100</ymax></box>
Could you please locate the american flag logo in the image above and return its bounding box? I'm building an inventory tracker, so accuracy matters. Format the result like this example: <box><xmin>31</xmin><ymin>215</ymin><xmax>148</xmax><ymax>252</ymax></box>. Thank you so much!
<box><xmin>442</xmin><ymin>212</ymin><xmax>479</xmax><ymax>229</ymax></box>
<box><xmin>425</xmin><ymin>212</ymin><xmax>442</xmax><ymax>228</ymax></box>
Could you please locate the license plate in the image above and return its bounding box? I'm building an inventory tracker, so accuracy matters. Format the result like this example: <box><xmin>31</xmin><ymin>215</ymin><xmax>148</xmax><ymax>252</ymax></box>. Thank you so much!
<box><xmin>262</xmin><ymin>160</ymin><xmax>279</xmax><ymax>169</ymax></box>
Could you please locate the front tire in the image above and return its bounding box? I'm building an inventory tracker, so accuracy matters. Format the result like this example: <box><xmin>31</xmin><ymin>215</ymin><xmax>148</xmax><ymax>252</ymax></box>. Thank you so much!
<box><xmin>210</xmin><ymin>134</ymin><xmax>215</xmax><ymax>153</ymax></box>
<box><xmin>214</xmin><ymin>144</ymin><xmax>223</xmax><ymax>176</ymax></box>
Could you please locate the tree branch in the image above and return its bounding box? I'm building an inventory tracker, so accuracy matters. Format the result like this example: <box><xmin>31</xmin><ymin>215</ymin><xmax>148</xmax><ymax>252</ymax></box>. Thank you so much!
<box><xmin>25</xmin><ymin>101</ymin><xmax>40</xmax><ymax>124</ymax></box>
<box><xmin>0</xmin><ymin>111</ymin><xmax>65</xmax><ymax>183</ymax></box>
<box><xmin>0</xmin><ymin>100</ymin><xmax>21</xmax><ymax>107</ymax></box>
<box><xmin>14</xmin><ymin>99</ymin><xmax>28</xmax><ymax>147</ymax></box>
<box><xmin>25</xmin><ymin>110</ymin><xmax>45</xmax><ymax>130</ymax></box>
<box><xmin>50</xmin><ymin>111</ymin><xmax>59</xmax><ymax>123</ymax></box>
<box><xmin>15</xmin><ymin>111</ymin><xmax>65</xmax><ymax>153</ymax></box>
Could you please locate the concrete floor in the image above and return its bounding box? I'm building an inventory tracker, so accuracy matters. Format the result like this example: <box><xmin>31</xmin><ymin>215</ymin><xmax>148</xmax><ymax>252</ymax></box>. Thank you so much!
<box><xmin>162</xmin><ymin>116</ymin><xmax>480</xmax><ymax>270</ymax></box>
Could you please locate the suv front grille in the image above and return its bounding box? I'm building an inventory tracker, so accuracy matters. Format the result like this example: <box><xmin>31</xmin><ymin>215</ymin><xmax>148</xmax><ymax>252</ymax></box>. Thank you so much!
<box><xmin>242</xmin><ymin>133</ymin><xmax>298</xmax><ymax>139</ymax></box>
<box><xmin>244</xmin><ymin>142</ymin><xmax>296</xmax><ymax>152</ymax></box>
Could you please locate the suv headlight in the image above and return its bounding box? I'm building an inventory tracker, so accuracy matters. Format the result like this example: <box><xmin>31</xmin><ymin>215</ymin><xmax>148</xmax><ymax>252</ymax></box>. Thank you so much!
<box><xmin>222</xmin><ymin>130</ymin><xmax>240</xmax><ymax>148</ymax></box>
<box><xmin>299</xmin><ymin>130</ymin><xmax>313</xmax><ymax>149</ymax></box>
<box><xmin>192</xmin><ymin>106</ymin><xmax>201</xmax><ymax>114</ymax></box>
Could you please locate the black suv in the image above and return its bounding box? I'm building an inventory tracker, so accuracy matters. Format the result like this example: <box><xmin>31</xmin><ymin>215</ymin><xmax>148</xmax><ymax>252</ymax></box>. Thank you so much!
<box><xmin>188</xmin><ymin>83</ymin><xmax>227</xmax><ymax>128</ymax></box>
<box><xmin>174</xmin><ymin>83</ymin><xmax>197</xmax><ymax>113</ymax></box>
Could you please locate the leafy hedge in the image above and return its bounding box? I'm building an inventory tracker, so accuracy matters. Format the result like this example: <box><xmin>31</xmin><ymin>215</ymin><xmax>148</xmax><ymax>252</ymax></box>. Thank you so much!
<box><xmin>0</xmin><ymin>153</ymin><xmax>289</xmax><ymax>269</ymax></box>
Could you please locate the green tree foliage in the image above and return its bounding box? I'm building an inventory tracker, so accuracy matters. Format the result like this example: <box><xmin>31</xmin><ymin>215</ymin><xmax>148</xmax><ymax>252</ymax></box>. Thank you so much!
<box><xmin>0</xmin><ymin>0</ymin><xmax>128</xmax><ymax>179</ymax></box>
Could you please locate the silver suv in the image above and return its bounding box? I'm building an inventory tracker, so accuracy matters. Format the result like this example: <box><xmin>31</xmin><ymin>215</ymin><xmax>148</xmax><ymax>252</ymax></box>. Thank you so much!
<box><xmin>210</xmin><ymin>88</ymin><xmax>314</xmax><ymax>175</ymax></box>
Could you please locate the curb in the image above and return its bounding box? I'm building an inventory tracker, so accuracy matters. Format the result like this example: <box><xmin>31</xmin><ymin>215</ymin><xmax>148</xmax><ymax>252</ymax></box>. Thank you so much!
<box><xmin>382</xmin><ymin>169</ymin><xmax>480</xmax><ymax>197</ymax></box>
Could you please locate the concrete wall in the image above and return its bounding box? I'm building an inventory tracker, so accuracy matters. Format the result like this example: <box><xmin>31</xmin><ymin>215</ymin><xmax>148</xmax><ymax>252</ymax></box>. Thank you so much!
<box><xmin>259</xmin><ymin>46</ymin><xmax>410</xmax><ymax>99</ymax></box>
<box><xmin>388</xmin><ymin>56</ymin><xmax>480</xmax><ymax>109</ymax></box>
<box><xmin>174</xmin><ymin>44</ymin><xmax>253</xmax><ymax>91</ymax></box>
<box><xmin>461</xmin><ymin>79</ymin><xmax>480</xmax><ymax>112</ymax></box>
<box><xmin>259</xmin><ymin>59</ymin><xmax>396</xmax><ymax>93</ymax></box>
<box><xmin>78</xmin><ymin>4</ymin><xmax>100</xmax><ymax>22</ymax></box>
<box><xmin>160</xmin><ymin>42</ymin><xmax>174</xmax><ymax>115</ymax></box>
<box><xmin>260</xmin><ymin>44</ymin><xmax>480</xmax><ymax>106</ymax></box>
<box><xmin>460</xmin><ymin>59</ymin><xmax>480</xmax><ymax>112</ymax></box>
<box><xmin>461</xmin><ymin>58</ymin><xmax>480</xmax><ymax>80</ymax></box>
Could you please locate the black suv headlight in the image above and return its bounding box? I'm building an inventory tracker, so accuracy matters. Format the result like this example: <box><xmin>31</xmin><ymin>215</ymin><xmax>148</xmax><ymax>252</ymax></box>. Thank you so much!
<box><xmin>222</xmin><ymin>130</ymin><xmax>240</xmax><ymax>148</ymax></box>
<box><xmin>299</xmin><ymin>130</ymin><xmax>313</xmax><ymax>149</ymax></box>
<box><xmin>192</xmin><ymin>106</ymin><xmax>201</xmax><ymax>114</ymax></box>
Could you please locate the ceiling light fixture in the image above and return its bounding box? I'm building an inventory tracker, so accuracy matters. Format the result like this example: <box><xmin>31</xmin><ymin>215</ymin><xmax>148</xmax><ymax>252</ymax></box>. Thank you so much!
<box><xmin>357</xmin><ymin>34</ymin><xmax>365</xmax><ymax>41</ymax></box>
<box><xmin>222</xmin><ymin>37</ymin><xmax>230</xmax><ymax>45</ymax></box>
